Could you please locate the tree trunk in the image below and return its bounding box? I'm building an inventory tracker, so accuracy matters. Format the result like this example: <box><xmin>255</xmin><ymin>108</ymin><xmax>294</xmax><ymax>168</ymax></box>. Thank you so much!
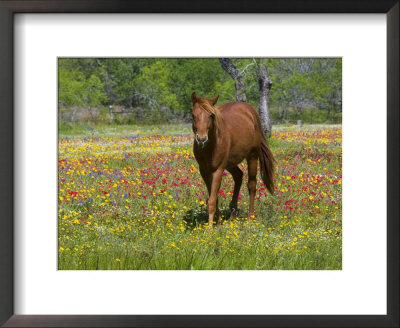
<box><xmin>327</xmin><ymin>102</ymin><xmax>332</xmax><ymax>121</ymax></box>
<box><xmin>218</xmin><ymin>58</ymin><xmax>247</xmax><ymax>102</ymax></box>
<box><xmin>256</xmin><ymin>62</ymin><xmax>272</xmax><ymax>138</ymax></box>
<box><xmin>109</xmin><ymin>105</ymin><xmax>114</xmax><ymax>124</ymax></box>
<box><xmin>71</xmin><ymin>107</ymin><xmax>77</xmax><ymax>122</ymax></box>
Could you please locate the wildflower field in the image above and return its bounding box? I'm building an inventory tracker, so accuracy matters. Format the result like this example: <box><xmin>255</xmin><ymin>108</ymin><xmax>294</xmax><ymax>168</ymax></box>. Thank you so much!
<box><xmin>58</xmin><ymin>124</ymin><xmax>342</xmax><ymax>270</ymax></box>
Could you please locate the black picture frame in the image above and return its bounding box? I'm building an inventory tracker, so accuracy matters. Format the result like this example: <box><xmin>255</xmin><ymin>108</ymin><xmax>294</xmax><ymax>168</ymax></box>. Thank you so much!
<box><xmin>0</xmin><ymin>1</ymin><xmax>398</xmax><ymax>327</ymax></box>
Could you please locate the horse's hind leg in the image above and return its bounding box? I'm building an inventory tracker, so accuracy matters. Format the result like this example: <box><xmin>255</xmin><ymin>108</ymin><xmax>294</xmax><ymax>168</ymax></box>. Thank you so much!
<box><xmin>227</xmin><ymin>166</ymin><xmax>243</xmax><ymax>213</ymax></box>
<box><xmin>247</xmin><ymin>156</ymin><xmax>258</xmax><ymax>215</ymax></box>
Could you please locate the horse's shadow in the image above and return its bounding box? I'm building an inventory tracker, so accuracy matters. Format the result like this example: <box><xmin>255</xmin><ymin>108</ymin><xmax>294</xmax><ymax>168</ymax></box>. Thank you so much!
<box><xmin>183</xmin><ymin>205</ymin><xmax>241</xmax><ymax>229</ymax></box>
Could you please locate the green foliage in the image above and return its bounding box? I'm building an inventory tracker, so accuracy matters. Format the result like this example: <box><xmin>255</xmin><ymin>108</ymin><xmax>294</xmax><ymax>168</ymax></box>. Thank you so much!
<box><xmin>59</xmin><ymin>62</ymin><xmax>107</xmax><ymax>110</ymax></box>
<box><xmin>58</xmin><ymin>68</ymin><xmax>86</xmax><ymax>107</ymax></box>
<box><xmin>58</xmin><ymin>58</ymin><xmax>342</xmax><ymax>125</ymax></box>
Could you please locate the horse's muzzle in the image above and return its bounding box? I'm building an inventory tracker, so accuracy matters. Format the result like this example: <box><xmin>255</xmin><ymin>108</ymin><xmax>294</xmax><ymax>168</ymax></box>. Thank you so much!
<box><xmin>195</xmin><ymin>134</ymin><xmax>208</xmax><ymax>148</ymax></box>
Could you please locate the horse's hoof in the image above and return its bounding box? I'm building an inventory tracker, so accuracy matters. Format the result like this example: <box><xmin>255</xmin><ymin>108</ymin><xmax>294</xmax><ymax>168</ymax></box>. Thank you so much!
<box><xmin>229</xmin><ymin>207</ymin><xmax>240</xmax><ymax>218</ymax></box>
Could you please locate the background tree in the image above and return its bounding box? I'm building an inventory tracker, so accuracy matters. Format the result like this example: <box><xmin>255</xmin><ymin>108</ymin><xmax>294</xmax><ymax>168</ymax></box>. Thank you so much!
<box><xmin>255</xmin><ymin>59</ymin><xmax>273</xmax><ymax>137</ymax></box>
<box><xmin>219</xmin><ymin>58</ymin><xmax>273</xmax><ymax>137</ymax></box>
<box><xmin>218</xmin><ymin>58</ymin><xmax>247</xmax><ymax>102</ymax></box>
<box><xmin>59</xmin><ymin>66</ymin><xmax>106</xmax><ymax>122</ymax></box>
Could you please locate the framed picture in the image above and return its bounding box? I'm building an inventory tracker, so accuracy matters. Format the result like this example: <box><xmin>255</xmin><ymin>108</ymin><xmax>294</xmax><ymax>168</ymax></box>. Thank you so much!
<box><xmin>1</xmin><ymin>0</ymin><xmax>398</xmax><ymax>327</ymax></box>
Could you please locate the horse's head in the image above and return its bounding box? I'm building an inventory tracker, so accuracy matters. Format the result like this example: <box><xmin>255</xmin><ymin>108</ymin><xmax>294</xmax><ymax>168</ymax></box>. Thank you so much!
<box><xmin>190</xmin><ymin>92</ymin><xmax>220</xmax><ymax>148</ymax></box>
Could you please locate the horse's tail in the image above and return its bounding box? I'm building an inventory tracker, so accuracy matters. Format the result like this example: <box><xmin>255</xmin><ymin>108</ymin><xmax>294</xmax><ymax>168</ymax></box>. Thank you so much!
<box><xmin>259</xmin><ymin>134</ymin><xmax>275</xmax><ymax>195</ymax></box>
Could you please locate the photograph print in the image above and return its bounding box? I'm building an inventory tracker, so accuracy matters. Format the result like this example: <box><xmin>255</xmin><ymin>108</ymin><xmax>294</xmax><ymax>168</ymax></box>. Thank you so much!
<box><xmin>58</xmin><ymin>58</ymin><xmax>342</xmax><ymax>270</ymax></box>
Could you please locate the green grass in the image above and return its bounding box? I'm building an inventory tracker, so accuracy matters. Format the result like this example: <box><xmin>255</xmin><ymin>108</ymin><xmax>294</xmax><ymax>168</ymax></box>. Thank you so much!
<box><xmin>59</xmin><ymin>122</ymin><xmax>192</xmax><ymax>138</ymax></box>
<box><xmin>58</xmin><ymin>123</ymin><xmax>342</xmax><ymax>270</ymax></box>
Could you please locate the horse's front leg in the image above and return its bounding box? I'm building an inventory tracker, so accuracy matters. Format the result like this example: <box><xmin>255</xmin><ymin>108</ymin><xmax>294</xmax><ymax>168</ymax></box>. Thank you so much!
<box><xmin>207</xmin><ymin>168</ymin><xmax>223</xmax><ymax>227</ymax></box>
<box><xmin>199</xmin><ymin>167</ymin><xmax>211</xmax><ymax>196</ymax></box>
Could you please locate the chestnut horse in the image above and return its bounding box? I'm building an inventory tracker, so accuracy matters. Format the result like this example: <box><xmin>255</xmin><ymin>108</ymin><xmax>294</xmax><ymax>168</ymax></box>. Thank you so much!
<box><xmin>191</xmin><ymin>92</ymin><xmax>275</xmax><ymax>226</ymax></box>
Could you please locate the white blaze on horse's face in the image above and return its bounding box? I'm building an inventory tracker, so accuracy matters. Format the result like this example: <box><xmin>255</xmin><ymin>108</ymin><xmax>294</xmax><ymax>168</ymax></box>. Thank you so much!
<box><xmin>192</xmin><ymin>104</ymin><xmax>212</xmax><ymax>148</ymax></box>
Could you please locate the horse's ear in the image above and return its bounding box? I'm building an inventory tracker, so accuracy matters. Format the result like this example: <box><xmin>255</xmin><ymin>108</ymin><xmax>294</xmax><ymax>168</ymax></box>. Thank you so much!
<box><xmin>191</xmin><ymin>92</ymin><xmax>197</xmax><ymax>104</ymax></box>
<box><xmin>209</xmin><ymin>95</ymin><xmax>219</xmax><ymax>106</ymax></box>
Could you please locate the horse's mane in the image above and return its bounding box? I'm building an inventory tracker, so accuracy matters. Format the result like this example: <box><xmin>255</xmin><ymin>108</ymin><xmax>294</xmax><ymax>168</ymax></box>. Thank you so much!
<box><xmin>196</xmin><ymin>98</ymin><xmax>222</xmax><ymax>135</ymax></box>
